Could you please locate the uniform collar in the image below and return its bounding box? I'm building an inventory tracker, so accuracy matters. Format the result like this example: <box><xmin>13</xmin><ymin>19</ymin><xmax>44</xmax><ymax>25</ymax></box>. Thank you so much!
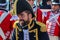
<box><xmin>16</xmin><ymin>19</ymin><xmax>34</xmax><ymax>30</ymax></box>
<box><xmin>28</xmin><ymin>19</ymin><xmax>34</xmax><ymax>30</ymax></box>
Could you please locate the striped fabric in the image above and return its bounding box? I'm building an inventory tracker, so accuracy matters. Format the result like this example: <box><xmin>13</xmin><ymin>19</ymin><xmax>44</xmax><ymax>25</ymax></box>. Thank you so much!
<box><xmin>46</xmin><ymin>13</ymin><xmax>59</xmax><ymax>36</ymax></box>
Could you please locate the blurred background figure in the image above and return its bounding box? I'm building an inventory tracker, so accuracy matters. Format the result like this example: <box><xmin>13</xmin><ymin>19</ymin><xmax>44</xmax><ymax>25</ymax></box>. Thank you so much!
<box><xmin>36</xmin><ymin>0</ymin><xmax>45</xmax><ymax>23</ymax></box>
<box><xmin>26</xmin><ymin>0</ymin><xmax>37</xmax><ymax>13</ymax></box>
<box><xmin>10</xmin><ymin>0</ymin><xmax>19</xmax><ymax>21</ymax></box>
<box><xmin>10</xmin><ymin>1</ymin><xmax>14</xmax><ymax>15</ymax></box>
<box><xmin>46</xmin><ymin>0</ymin><xmax>51</xmax><ymax>9</ymax></box>
<box><xmin>46</xmin><ymin>0</ymin><xmax>60</xmax><ymax>40</ymax></box>
<box><xmin>37</xmin><ymin>0</ymin><xmax>42</xmax><ymax>8</ymax></box>
<box><xmin>26</xmin><ymin>0</ymin><xmax>35</xmax><ymax>7</ymax></box>
<box><xmin>0</xmin><ymin>0</ymin><xmax>15</xmax><ymax>40</ymax></box>
<box><xmin>40</xmin><ymin>0</ymin><xmax>51</xmax><ymax>9</ymax></box>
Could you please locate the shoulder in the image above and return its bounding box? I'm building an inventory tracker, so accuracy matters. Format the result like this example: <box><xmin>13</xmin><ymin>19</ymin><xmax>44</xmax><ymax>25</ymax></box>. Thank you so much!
<box><xmin>36</xmin><ymin>21</ymin><xmax>47</xmax><ymax>32</ymax></box>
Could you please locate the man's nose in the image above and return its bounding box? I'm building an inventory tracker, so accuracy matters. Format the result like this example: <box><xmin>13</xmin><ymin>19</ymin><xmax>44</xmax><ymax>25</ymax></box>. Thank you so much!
<box><xmin>20</xmin><ymin>16</ymin><xmax>24</xmax><ymax>19</ymax></box>
<box><xmin>20</xmin><ymin>17</ymin><xmax>23</xmax><ymax>19</ymax></box>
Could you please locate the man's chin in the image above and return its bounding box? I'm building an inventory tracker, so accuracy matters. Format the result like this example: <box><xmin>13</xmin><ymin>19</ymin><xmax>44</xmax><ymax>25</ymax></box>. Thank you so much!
<box><xmin>20</xmin><ymin>21</ymin><xmax>27</xmax><ymax>26</ymax></box>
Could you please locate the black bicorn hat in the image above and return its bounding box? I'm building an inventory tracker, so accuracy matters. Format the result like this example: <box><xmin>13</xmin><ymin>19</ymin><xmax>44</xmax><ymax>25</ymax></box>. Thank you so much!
<box><xmin>52</xmin><ymin>0</ymin><xmax>60</xmax><ymax>5</ymax></box>
<box><xmin>16</xmin><ymin>0</ymin><xmax>35</xmax><ymax>18</ymax></box>
<box><xmin>0</xmin><ymin>0</ymin><xmax>7</xmax><ymax>6</ymax></box>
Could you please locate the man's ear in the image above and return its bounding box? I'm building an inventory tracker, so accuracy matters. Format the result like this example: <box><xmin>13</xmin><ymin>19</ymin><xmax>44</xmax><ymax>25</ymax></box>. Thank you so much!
<box><xmin>17</xmin><ymin>14</ymin><xmax>19</xmax><ymax>17</ymax></box>
<box><xmin>29</xmin><ymin>13</ymin><xmax>32</xmax><ymax>18</ymax></box>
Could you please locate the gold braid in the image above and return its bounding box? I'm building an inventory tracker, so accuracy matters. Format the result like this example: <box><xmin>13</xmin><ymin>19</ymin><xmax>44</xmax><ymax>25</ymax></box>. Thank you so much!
<box><xmin>13</xmin><ymin>0</ymin><xmax>18</xmax><ymax>15</ymax></box>
<box><xmin>15</xmin><ymin>19</ymin><xmax>34</xmax><ymax>40</ymax></box>
<box><xmin>16</xmin><ymin>27</ymin><xmax>18</xmax><ymax>40</ymax></box>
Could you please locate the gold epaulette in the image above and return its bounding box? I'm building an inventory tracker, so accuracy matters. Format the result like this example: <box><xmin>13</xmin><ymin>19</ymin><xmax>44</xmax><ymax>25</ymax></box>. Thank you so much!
<box><xmin>13</xmin><ymin>21</ymin><xmax>19</xmax><ymax>28</ymax></box>
<box><xmin>36</xmin><ymin>22</ymin><xmax>47</xmax><ymax>32</ymax></box>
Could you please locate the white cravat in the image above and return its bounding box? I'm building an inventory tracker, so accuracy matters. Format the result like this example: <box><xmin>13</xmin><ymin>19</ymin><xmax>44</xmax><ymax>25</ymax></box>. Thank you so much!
<box><xmin>23</xmin><ymin>29</ymin><xmax>29</xmax><ymax>40</ymax></box>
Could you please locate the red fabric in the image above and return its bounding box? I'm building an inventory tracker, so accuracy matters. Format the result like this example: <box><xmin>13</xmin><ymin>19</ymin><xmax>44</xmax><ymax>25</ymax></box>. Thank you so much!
<box><xmin>36</xmin><ymin>8</ymin><xmax>50</xmax><ymax>24</ymax></box>
<box><xmin>42</xmin><ymin>11</ymin><xmax>51</xmax><ymax>24</ymax></box>
<box><xmin>54</xmin><ymin>16</ymin><xmax>60</xmax><ymax>37</ymax></box>
<box><xmin>0</xmin><ymin>36</ymin><xmax>3</xmax><ymax>40</ymax></box>
<box><xmin>44</xmin><ymin>11</ymin><xmax>50</xmax><ymax>24</ymax></box>
<box><xmin>0</xmin><ymin>11</ymin><xmax>3</xmax><ymax>16</ymax></box>
<box><xmin>0</xmin><ymin>11</ymin><xmax>15</xmax><ymax>40</ymax></box>
<box><xmin>46</xmin><ymin>11</ymin><xmax>60</xmax><ymax>37</ymax></box>
<box><xmin>37</xmin><ymin>8</ymin><xmax>42</xmax><ymax>22</ymax></box>
<box><xmin>58</xmin><ymin>16</ymin><xmax>60</xmax><ymax>37</ymax></box>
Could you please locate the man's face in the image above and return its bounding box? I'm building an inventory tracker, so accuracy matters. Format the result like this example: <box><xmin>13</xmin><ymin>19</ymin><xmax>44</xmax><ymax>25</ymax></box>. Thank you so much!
<box><xmin>18</xmin><ymin>11</ymin><xmax>32</xmax><ymax>26</ymax></box>
<box><xmin>27</xmin><ymin>0</ymin><xmax>34</xmax><ymax>7</ymax></box>
<box><xmin>52</xmin><ymin>4</ymin><xmax>60</xmax><ymax>11</ymax></box>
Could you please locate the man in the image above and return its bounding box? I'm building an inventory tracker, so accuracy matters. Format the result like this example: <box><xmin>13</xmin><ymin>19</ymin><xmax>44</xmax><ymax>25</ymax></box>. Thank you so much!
<box><xmin>37</xmin><ymin>0</ymin><xmax>51</xmax><ymax>23</ymax></box>
<box><xmin>46</xmin><ymin>0</ymin><xmax>60</xmax><ymax>40</ymax></box>
<box><xmin>46</xmin><ymin>0</ymin><xmax>51</xmax><ymax>9</ymax></box>
<box><xmin>26</xmin><ymin>0</ymin><xmax>37</xmax><ymax>13</ymax></box>
<box><xmin>10</xmin><ymin>1</ymin><xmax>19</xmax><ymax>21</ymax></box>
<box><xmin>12</xmin><ymin>0</ymin><xmax>49</xmax><ymax>40</ymax></box>
<box><xmin>10</xmin><ymin>0</ymin><xmax>17</xmax><ymax>15</ymax></box>
<box><xmin>10</xmin><ymin>2</ymin><xmax>14</xmax><ymax>15</ymax></box>
<box><xmin>37</xmin><ymin>0</ymin><xmax>43</xmax><ymax>23</ymax></box>
<box><xmin>0</xmin><ymin>0</ymin><xmax>15</xmax><ymax>40</ymax></box>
